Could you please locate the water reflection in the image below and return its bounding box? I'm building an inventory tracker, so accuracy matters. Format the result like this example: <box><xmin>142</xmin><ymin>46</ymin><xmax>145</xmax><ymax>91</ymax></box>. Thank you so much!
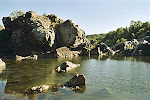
<box><xmin>0</xmin><ymin>56</ymin><xmax>150</xmax><ymax>100</ymax></box>
<box><xmin>2</xmin><ymin>58</ymin><xmax>87</xmax><ymax>99</ymax></box>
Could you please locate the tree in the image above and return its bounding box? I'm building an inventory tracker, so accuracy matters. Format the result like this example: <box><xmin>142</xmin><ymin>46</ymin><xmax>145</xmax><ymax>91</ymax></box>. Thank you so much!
<box><xmin>9</xmin><ymin>10</ymin><xmax>24</xmax><ymax>18</ymax></box>
<box><xmin>42</xmin><ymin>13</ymin><xmax>47</xmax><ymax>17</ymax></box>
<box><xmin>116</xmin><ymin>39</ymin><xmax>120</xmax><ymax>44</ymax></box>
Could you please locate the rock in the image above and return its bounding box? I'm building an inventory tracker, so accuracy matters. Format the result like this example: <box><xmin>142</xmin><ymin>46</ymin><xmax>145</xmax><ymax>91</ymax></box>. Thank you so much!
<box><xmin>2</xmin><ymin>11</ymin><xmax>90</xmax><ymax>57</ymax></box>
<box><xmin>56</xmin><ymin>61</ymin><xmax>80</xmax><ymax>72</ymax></box>
<box><xmin>132</xmin><ymin>39</ymin><xmax>150</xmax><ymax>56</ymax></box>
<box><xmin>16</xmin><ymin>55</ymin><xmax>38</xmax><ymax>61</ymax></box>
<box><xmin>0</xmin><ymin>58</ymin><xmax>5</xmax><ymax>67</ymax></box>
<box><xmin>57</xmin><ymin>20</ymin><xmax>91</xmax><ymax>50</ymax></box>
<box><xmin>0</xmin><ymin>58</ymin><xmax>6</xmax><ymax>74</ymax></box>
<box><xmin>113</xmin><ymin>39</ymin><xmax>139</xmax><ymax>56</ymax></box>
<box><xmin>64</xmin><ymin>74</ymin><xmax>86</xmax><ymax>86</ymax></box>
<box><xmin>2</xmin><ymin>11</ymin><xmax>56</xmax><ymax>56</ymax></box>
<box><xmin>26</xmin><ymin>85</ymin><xmax>49</xmax><ymax>94</ymax></box>
<box><xmin>54</xmin><ymin>47</ymin><xmax>80</xmax><ymax>58</ymax></box>
<box><xmin>91</xmin><ymin>43</ymin><xmax>114</xmax><ymax>56</ymax></box>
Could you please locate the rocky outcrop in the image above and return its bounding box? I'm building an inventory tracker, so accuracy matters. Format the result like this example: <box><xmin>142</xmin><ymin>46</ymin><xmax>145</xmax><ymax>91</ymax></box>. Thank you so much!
<box><xmin>1</xmin><ymin>11</ymin><xmax>90</xmax><ymax>57</ymax></box>
<box><xmin>112</xmin><ymin>37</ymin><xmax>150</xmax><ymax>56</ymax></box>
<box><xmin>91</xmin><ymin>43</ymin><xmax>114</xmax><ymax>56</ymax></box>
<box><xmin>64</xmin><ymin>74</ymin><xmax>86</xmax><ymax>86</ymax></box>
<box><xmin>56</xmin><ymin>61</ymin><xmax>80</xmax><ymax>72</ymax></box>
<box><xmin>56</xmin><ymin>20</ymin><xmax>90</xmax><ymax>49</ymax></box>
<box><xmin>132</xmin><ymin>37</ymin><xmax>150</xmax><ymax>56</ymax></box>
<box><xmin>113</xmin><ymin>39</ymin><xmax>139</xmax><ymax>56</ymax></box>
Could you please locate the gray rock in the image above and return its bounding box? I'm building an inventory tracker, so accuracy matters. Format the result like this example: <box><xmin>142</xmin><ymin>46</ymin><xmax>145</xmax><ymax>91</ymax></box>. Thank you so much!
<box><xmin>2</xmin><ymin>11</ymin><xmax>56</xmax><ymax>56</ymax></box>
<box><xmin>55</xmin><ymin>47</ymin><xmax>80</xmax><ymax>58</ymax></box>
<box><xmin>57</xmin><ymin>20</ymin><xmax>91</xmax><ymax>50</ymax></box>
<box><xmin>113</xmin><ymin>39</ymin><xmax>139</xmax><ymax>56</ymax></box>
<box><xmin>56</xmin><ymin>61</ymin><xmax>80</xmax><ymax>72</ymax></box>
<box><xmin>0</xmin><ymin>58</ymin><xmax>6</xmax><ymax>74</ymax></box>
<box><xmin>132</xmin><ymin>39</ymin><xmax>150</xmax><ymax>56</ymax></box>
<box><xmin>16</xmin><ymin>55</ymin><xmax>38</xmax><ymax>61</ymax></box>
<box><xmin>0</xmin><ymin>58</ymin><xmax>5</xmax><ymax>67</ymax></box>
<box><xmin>2</xmin><ymin>11</ymin><xmax>91</xmax><ymax>57</ymax></box>
<box><xmin>91</xmin><ymin>43</ymin><xmax>114</xmax><ymax>56</ymax></box>
<box><xmin>64</xmin><ymin>74</ymin><xmax>86</xmax><ymax>86</ymax></box>
<box><xmin>26</xmin><ymin>85</ymin><xmax>50</xmax><ymax>94</ymax></box>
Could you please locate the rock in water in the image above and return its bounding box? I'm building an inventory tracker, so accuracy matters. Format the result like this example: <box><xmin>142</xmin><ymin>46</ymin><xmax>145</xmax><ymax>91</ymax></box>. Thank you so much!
<box><xmin>91</xmin><ymin>43</ymin><xmax>114</xmax><ymax>56</ymax></box>
<box><xmin>64</xmin><ymin>74</ymin><xmax>86</xmax><ymax>86</ymax></box>
<box><xmin>0</xmin><ymin>58</ymin><xmax>5</xmax><ymax>67</ymax></box>
<box><xmin>26</xmin><ymin>85</ymin><xmax>50</xmax><ymax>94</ymax></box>
<box><xmin>57</xmin><ymin>20</ymin><xmax>90</xmax><ymax>49</ymax></box>
<box><xmin>16</xmin><ymin>55</ymin><xmax>38</xmax><ymax>61</ymax></box>
<box><xmin>2</xmin><ymin>11</ymin><xmax>56</xmax><ymax>56</ymax></box>
<box><xmin>2</xmin><ymin>11</ymin><xmax>90</xmax><ymax>57</ymax></box>
<box><xmin>54</xmin><ymin>47</ymin><xmax>80</xmax><ymax>58</ymax></box>
<box><xmin>56</xmin><ymin>61</ymin><xmax>80</xmax><ymax>72</ymax></box>
<box><xmin>132</xmin><ymin>38</ymin><xmax>150</xmax><ymax>56</ymax></box>
<box><xmin>0</xmin><ymin>58</ymin><xmax>6</xmax><ymax>74</ymax></box>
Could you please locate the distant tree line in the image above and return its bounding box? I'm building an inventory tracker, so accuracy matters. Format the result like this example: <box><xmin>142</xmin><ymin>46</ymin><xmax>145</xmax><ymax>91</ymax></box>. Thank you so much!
<box><xmin>87</xmin><ymin>21</ymin><xmax>150</xmax><ymax>47</ymax></box>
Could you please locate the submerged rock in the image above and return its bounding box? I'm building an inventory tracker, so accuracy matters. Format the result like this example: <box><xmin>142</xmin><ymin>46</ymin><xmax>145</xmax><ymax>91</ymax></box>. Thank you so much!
<box><xmin>16</xmin><ymin>55</ymin><xmax>38</xmax><ymax>61</ymax></box>
<box><xmin>56</xmin><ymin>61</ymin><xmax>80</xmax><ymax>72</ymax></box>
<box><xmin>26</xmin><ymin>85</ymin><xmax>50</xmax><ymax>94</ymax></box>
<box><xmin>64</xmin><ymin>74</ymin><xmax>86</xmax><ymax>86</ymax></box>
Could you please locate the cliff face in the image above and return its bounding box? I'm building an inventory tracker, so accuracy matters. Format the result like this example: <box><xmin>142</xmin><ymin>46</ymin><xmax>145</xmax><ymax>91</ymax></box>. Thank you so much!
<box><xmin>1</xmin><ymin>11</ymin><xmax>90</xmax><ymax>57</ymax></box>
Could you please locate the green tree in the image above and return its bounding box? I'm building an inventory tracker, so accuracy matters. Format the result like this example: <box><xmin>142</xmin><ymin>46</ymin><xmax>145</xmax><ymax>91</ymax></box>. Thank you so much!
<box><xmin>116</xmin><ymin>39</ymin><xmax>120</xmax><ymax>44</ymax></box>
<box><xmin>9</xmin><ymin>10</ymin><xmax>24</xmax><ymax>18</ymax></box>
<box><xmin>42</xmin><ymin>13</ymin><xmax>47</xmax><ymax>16</ymax></box>
<box><xmin>121</xmin><ymin>38</ymin><xmax>127</xmax><ymax>42</ymax></box>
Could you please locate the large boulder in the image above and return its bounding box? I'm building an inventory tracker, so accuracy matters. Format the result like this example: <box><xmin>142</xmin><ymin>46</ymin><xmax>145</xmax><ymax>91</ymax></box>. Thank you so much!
<box><xmin>132</xmin><ymin>39</ymin><xmax>150</xmax><ymax>56</ymax></box>
<box><xmin>91</xmin><ymin>43</ymin><xmax>114</xmax><ymax>56</ymax></box>
<box><xmin>2</xmin><ymin>11</ymin><xmax>56</xmax><ymax>56</ymax></box>
<box><xmin>56</xmin><ymin>61</ymin><xmax>80</xmax><ymax>72</ymax></box>
<box><xmin>56</xmin><ymin>20</ymin><xmax>91</xmax><ymax>50</ymax></box>
<box><xmin>53</xmin><ymin>47</ymin><xmax>80</xmax><ymax>58</ymax></box>
<box><xmin>113</xmin><ymin>39</ymin><xmax>139</xmax><ymax>56</ymax></box>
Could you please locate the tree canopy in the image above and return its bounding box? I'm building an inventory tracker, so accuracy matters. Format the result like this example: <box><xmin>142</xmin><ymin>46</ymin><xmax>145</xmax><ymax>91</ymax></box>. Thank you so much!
<box><xmin>87</xmin><ymin>20</ymin><xmax>150</xmax><ymax>47</ymax></box>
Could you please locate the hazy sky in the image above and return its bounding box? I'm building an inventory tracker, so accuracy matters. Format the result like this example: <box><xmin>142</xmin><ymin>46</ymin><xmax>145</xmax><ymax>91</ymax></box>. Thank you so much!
<box><xmin>0</xmin><ymin>0</ymin><xmax>150</xmax><ymax>35</ymax></box>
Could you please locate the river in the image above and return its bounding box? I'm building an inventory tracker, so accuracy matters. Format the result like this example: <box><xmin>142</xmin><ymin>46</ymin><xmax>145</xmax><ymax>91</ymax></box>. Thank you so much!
<box><xmin>0</xmin><ymin>56</ymin><xmax>150</xmax><ymax>100</ymax></box>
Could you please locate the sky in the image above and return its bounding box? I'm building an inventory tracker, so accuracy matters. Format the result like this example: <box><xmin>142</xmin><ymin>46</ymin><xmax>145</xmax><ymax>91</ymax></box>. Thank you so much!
<box><xmin>0</xmin><ymin>0</ymin><xmax>150</xmax><ymax>35</ymax></box>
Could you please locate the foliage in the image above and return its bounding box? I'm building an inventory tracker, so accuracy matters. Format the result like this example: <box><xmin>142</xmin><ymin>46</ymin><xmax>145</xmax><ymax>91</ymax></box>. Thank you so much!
<box><xmin>87</xmin><ymin>20</ymin><xmax>150</xmax><ymax>47</ymax></box>
<box><xmin>9</xmin><ymin>10</ymin><xmax>24</xmax><ymax>18</ymax></box>
<box><xmin>42</xmin><ymin>13</ymin><xmax>47</xmax><ymax>17</ymax></box>
<box><xmin>0</xmin><ymin>25</ymin><xmax>4</xmax><ymax>31</ymax></box>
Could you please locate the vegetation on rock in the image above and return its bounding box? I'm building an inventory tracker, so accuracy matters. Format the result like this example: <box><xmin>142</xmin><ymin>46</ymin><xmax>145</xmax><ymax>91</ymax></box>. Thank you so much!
<box><xmin>9</xmin><ymin>10</ymin><xmax>24</xmax><ymax>18</ymax></box>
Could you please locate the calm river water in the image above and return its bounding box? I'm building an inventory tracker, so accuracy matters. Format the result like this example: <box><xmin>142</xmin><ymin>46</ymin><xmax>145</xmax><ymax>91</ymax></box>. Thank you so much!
<box><xmin>0</xmin><ymin>56</ymin><xmax>150</xmax><ymax>100</ymax></box>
